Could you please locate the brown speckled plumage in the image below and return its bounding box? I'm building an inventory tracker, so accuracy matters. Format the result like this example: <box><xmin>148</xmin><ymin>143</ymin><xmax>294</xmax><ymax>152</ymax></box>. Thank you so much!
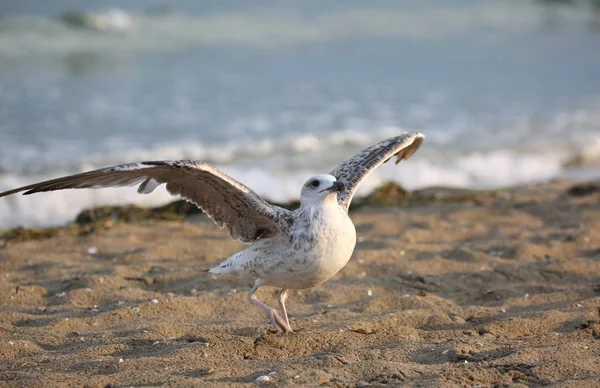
<box><xmin>0</xmin><ymin>160</ymin><xmax>293</xmax><ymax>244</ymax></box>
<box><xmin>330</xmin><ymin>132</ymin><xmax>424</xmax><ymax>212</ymax></box>
<box><xmin>0</xmin><ymin>132</ymin><xmax>424</xmax><ymax>333</ymax></box>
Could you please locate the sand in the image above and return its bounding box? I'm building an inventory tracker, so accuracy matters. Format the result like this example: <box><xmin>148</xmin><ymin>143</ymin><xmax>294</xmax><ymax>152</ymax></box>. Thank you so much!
<box><xmin>0</xmin><ymin>179</ymin><xmax>599</xmax><ymax>387</ymax></box>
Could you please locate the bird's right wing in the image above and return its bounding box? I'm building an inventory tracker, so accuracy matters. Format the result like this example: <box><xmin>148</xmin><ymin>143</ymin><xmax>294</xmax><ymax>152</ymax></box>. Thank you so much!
<box><xmin>0</xmin><ymin>160</ymin><xmax>292</xmax><ymax>244</ymax></box>
<box><xmin>329</xmin><ymin>132</ymin><xmax>424</xmax><ymax>212</ymax></box>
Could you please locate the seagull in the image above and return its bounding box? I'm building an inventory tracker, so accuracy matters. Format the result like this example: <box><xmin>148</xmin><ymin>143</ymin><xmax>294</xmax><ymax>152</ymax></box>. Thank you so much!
<box><xmin>0</xmin><ymin>132</ymin><xmax>424</xmax><ymax>333</ymax></box>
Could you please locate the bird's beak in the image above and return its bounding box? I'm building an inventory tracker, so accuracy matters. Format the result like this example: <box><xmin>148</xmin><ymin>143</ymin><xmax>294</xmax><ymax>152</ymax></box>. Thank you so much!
<box><xmin>322</xmin><ymin>181</ymin><xmax>345</xmax><ymax>193</ymax></box>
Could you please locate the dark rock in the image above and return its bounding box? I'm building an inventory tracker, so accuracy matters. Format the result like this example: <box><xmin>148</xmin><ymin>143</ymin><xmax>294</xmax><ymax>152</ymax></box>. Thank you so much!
<box><xmin>567</xmin><ymin>183</ymin><xmax>600</xmax><ymax>197</ymax></box>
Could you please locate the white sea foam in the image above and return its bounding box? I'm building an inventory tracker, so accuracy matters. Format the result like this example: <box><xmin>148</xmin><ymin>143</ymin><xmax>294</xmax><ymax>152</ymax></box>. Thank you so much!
<box><xmin>1</xmin><ymin>98</ymin><xmax>600</xmax><ymax>228</ymax></box>
<box><xmin>0</xmin><ymin>134</ymin><xmax>593</xmax><ymax>228</ymax></box>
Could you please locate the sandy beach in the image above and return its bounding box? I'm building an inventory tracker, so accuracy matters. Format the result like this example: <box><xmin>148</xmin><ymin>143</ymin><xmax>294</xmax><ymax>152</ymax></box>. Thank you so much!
<box><xmin>1</xmin><ymin>179</ymin><xmax>599</xmax><ymax>387</ymax></box>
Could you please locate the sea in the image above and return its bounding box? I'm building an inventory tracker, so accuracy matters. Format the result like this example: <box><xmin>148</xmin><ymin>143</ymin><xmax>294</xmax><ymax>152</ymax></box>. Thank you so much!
<box><xmin>1</xmin><ymin>0</ymin><xmax>599</xmax><ymax>227</ymax></box>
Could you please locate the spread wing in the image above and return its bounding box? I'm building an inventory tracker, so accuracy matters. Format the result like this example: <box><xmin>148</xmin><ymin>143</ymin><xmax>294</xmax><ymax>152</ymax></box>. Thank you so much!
<box><xmin>0</xmin><ymin>160</ymin><xmax>292</xmax><ymax>244</ymax></box>
<box><xmin>329</xmin><ymin>132</ymin><xmax>425</xmax><ymax>212</ymax></box>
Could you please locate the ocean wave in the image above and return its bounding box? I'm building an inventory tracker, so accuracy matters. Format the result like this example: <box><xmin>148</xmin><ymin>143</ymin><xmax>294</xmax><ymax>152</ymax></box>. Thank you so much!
<box><xmin>0</xmin><ymin>2</ymin><xmax>595</xmax><ymax>57</ymax></box>
<box><xmin>0</xmin><ymin>136</ymin><xmax>592</xmax><ymax>228</ymax></box>
<box><xmin>1</xmin><ymin>97</ymin><xmax>600</xmax><ymax>228</ymax></box>
<box><xmin>60</xmin><ymin>9</ymin><xmax>134</xmax><ymax>33</ymax></box>
<box><xmin>2</xmin><ymin>99</ymin><xmax>599</xmax><ymax>177</ymax></box>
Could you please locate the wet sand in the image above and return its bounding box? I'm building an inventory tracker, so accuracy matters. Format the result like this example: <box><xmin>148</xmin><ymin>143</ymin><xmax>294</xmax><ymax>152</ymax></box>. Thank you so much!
<box><xmin>1</xmin><ymin>179</ymin><xmax>599</xmax><ymax>387</ymax></box>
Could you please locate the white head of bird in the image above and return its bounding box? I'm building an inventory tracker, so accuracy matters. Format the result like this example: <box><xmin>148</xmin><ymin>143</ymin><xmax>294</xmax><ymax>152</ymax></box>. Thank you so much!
<box><xmin>299</xmin><ymin>174</ymin><xmax>345</xmax><ymax>206</ymax></box>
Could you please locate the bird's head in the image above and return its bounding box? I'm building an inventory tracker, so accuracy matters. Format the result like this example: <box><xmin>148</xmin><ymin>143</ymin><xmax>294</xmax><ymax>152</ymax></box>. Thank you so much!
<box><xmin>300</xmin><ymin>174</ymin><xmax>345</xmax><ymax>205</ymax></box>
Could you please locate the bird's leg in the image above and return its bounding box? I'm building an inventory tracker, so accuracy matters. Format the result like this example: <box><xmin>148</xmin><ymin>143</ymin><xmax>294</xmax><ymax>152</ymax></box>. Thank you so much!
<box><xmin>277</xmin><ymin>288</ymin><xmax>292</xmax><ymax>332</ymax></box>
<box><xmin>247</xmin><ymin>282</ymin><xmax>289</xmax><ymax>333</ymax></box>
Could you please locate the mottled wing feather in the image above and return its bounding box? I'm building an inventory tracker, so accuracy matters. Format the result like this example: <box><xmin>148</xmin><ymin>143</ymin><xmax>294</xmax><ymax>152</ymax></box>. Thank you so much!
<box><xmin>0</xmin><ymin>160</ymin><xmax>291</xmax><ymax>244</ymax></box>
<box><xmin>329</xmin><ymin>132</ymin><xmax>425</xmax><ymax>212</ymax></box>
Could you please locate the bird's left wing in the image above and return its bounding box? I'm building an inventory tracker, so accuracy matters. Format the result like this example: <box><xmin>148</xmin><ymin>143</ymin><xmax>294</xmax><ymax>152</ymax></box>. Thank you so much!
<box><xmin>329</xmin><ymin>132</ymin><xmax>424</xmax><ymax>212</ymax></box>
<box><xmin>0</xmin><ymin>160</ymin><xmax>292</xmax><ymax>244</ymax></box>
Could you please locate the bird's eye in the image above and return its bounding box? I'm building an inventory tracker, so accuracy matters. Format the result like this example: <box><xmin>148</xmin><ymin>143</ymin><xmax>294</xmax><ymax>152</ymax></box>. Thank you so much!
<box><xmin>311</xmin><ymin>180</ymin><xmax>320</xmax><ymax>188</ymax></box>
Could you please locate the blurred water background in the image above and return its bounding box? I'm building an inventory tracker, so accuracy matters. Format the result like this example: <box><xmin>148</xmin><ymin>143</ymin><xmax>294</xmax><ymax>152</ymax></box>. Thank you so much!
<box><xmin>1</xmin><ymin>0</ymin><xmax>599</xmax><ymax>227</ymax></box>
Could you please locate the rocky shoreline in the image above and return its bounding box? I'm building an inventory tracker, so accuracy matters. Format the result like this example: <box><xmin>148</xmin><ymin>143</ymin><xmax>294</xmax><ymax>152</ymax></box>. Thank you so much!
<box><xmin>6</xmin><ymin>179</ymin><xmax>596</xmax><ymax>246</ymax></box>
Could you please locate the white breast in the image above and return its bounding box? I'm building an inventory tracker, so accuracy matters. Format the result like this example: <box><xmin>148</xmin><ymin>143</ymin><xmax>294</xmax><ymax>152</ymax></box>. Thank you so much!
<box><xmin>212</xmin><ymin>199</ymin><xmax>357</xmax><ymax>289</ymax></box>
<box><xmin>263</xmin><ymin>202</ymin><xmax>357</xmax><ymax>289</ymax></box>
